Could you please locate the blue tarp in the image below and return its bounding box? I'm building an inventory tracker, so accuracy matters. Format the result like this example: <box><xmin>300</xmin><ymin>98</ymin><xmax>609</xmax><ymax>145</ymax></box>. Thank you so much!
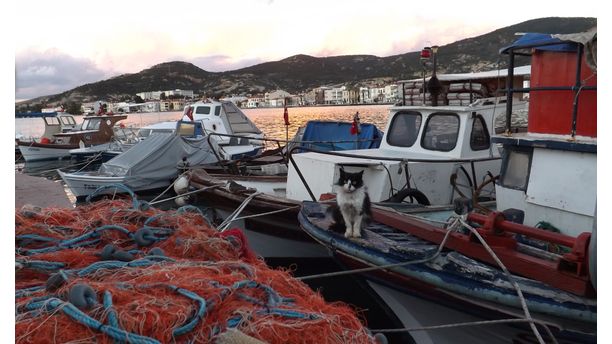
<box><xmin>499</xmin><ymin>33</ymin><xmax>579</xmax><ymax>54</ymax></box>
<box><xmin>299</xmin><ymin>121</ymin><xmax>383</xmax><ymax>151</ymax></box>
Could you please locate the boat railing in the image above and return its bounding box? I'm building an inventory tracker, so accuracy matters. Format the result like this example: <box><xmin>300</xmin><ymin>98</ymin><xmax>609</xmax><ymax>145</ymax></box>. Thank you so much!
<box><xmin>502</xmin><ymin>39</ymin><xmax>597</xmax><ymax>137</ymax></box>
<box><xmin>287</xmin><ymin>146</ymin><xmax>501</xmax><ymax>202</ymax></box>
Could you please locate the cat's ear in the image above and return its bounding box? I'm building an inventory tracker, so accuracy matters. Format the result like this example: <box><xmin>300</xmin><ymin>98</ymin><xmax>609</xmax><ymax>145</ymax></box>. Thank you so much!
<box><xmin>339</xmin><ymin>166</ymin><xmax>345</xmax><ymax>175</ymax></box>
<box><xmin>358</xmin><ymin>170</ymin><xmax>365</xmax><ymax>177</ymax></box>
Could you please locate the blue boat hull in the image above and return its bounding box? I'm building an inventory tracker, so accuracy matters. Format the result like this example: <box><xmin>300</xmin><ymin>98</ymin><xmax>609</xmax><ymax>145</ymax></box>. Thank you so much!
<box><xmin>298</xmin><ymin>201</ymin><xmax>596</xmax><ymax>341</ymax></box>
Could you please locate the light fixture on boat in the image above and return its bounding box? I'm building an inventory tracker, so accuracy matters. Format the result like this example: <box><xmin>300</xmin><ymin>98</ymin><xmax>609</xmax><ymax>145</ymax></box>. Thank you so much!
<box><xmin>420</xmin><ymin>47</ymin><xmax>432</xmax><ymax>60</ymax></box>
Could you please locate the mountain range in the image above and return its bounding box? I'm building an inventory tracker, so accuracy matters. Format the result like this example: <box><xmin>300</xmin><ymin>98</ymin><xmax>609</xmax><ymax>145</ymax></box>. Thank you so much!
<box><xmin>19</xmin><ymin>17</ymin><xmax>596</xmax><ymax>107</ymax></box>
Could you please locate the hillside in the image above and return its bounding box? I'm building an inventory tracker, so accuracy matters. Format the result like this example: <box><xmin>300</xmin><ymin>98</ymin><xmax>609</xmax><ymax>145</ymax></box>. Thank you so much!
<box><xmin>20</xmin><ymin>17</ymin><xmax>596</xmax><ymax>106</ymax></box>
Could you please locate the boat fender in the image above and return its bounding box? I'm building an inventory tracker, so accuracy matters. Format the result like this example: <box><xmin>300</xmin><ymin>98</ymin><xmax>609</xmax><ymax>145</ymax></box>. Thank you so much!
<box><xmin>175</xmin><ymin>196</ymin><xmax>189</xmax><ymax>207</ymax></box>
<box><xmin>148</xmin><ymin>247</ymin><xmax>165</xmax><ymax>257</ymax></box>
<box><xmin>383</xmin><ymin>188</ymin><xmax>430</xmax><ymax>205</ymax></box>
<box><xmin>173</xmin><ymin>175</ymin><xmax>190</xmax><ymax>195</ymax></box>
<box><xmin>374</xmin><ymin>333</ymin><xmax>388</xmax><ymax>344</ymax></box>
<box><xmin>68</xmin><ymin>283</ymin><xmax>97</xmax><ymax>310</ymax></box>
<box><xmin>46</xmin><ymin>272</ymin><xmax>68</xmax><ymax>292</ymax></box>
<box><xmin>134</xmin><ymin>228</ymin><xmax>157</xmax><ymax>247</ymax></box>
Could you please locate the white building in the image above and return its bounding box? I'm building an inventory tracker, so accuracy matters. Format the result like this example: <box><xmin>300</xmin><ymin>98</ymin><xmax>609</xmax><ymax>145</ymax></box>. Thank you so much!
<box><xmin>136</xmin><ymin>89</ymin><xmax>194</xmax><ymax>100</ymax></box>
<box><xmin>246</xmin><ymin>97</ymin><xmax>265</xmax><ymax>108</ymax></box>
<box><xmin>265</xmin><ymin>90</ymin><xmax>292</xmax><ymax>107</ymax></box>
<box><xmin>324</xmin><ymin>86</ymin><xmax>346</xmax><ymax>104</ymax></box>
<box><xmin>384</xmin><ymin>84</ymin><xmax>399</xmax><ymax>103</ymax></box>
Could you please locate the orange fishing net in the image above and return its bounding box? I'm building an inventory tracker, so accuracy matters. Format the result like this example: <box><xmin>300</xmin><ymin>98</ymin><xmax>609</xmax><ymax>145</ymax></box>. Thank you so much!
<box><xmin>16</xmin><ymin>199</ymin><xmax>375</xmax><ymax>343</ymax></box>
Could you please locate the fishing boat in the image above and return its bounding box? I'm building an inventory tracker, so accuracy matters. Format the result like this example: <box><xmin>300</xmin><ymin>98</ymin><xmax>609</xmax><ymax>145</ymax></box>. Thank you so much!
<box><xmin>298</xmin><ymin>29</ymin><xmax>597</xmax><ymax>342</ymax></box>
<box><xmin>58</xmin><ymin>121</ymin><xmax>221</xmax><ymax>200</ymax></box>
<box><xmin>16</xmin><ymin>113</ymin><xmax>127</xmax><ymax>162</ymax></box>
<box><xmin>184</xmin><ymin>65</ymin><xmax>529</xmax><ymax>259</ymax></box>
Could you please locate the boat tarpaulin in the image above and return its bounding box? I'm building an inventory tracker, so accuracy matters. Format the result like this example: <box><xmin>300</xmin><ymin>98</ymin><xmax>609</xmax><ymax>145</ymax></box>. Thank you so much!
<box><xmin>499</xmin><ymin>27</ymin><xmax>597</xmax><ymax>55</ymax></box>
<box><xmin>299</xmin><ymin>121</ymin><xmax>383</xmax><ymax>151</ymax></box>
<box><xmin>100</xmin><ymin>133</ymin><xmax>219</xmax><ymax>190</ymax></box>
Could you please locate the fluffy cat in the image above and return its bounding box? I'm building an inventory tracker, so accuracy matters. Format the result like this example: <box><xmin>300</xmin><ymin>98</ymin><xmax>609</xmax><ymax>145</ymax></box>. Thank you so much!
<box><xmin>330</xmin><ymin>168</ymin><xmax>372</xmax><ymax>238</ymax></box>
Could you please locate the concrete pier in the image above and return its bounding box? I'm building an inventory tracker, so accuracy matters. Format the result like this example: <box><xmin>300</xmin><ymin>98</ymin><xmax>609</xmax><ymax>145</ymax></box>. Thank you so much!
<box><xmin>15</xmin><ymin>172</ymin><xmax>73</xmax><ymax>208</ymax></box>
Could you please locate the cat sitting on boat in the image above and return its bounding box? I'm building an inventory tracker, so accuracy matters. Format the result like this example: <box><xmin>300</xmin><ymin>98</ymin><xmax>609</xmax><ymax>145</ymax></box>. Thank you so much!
<box><xmin>330</xmin><ymin>167</ymin><xmax>372</xmax><ymax>238</ymax></box>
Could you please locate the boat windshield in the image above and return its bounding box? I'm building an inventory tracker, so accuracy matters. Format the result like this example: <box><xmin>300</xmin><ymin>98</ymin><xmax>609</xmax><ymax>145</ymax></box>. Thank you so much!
<box><xmin>44</xmin><ymin>117</ymin><xmax>61</xmax><ymax>126</ymax></box>
<box><xmin>82</xmin><ymin>118</ymin><xmax>101</xmax><ymax>130</ymax></box>
<box><xmin>195</xmin><ymin>106</ymin><xmax>211</xmax><ymax>115</ymax></box>
<box><xmin>60</xmin><ymin>116</ymin><xmax>76</xmax><ymax>125</ymax></box>
<box><xmin>421</xmin><ymin>112</ymin><xmax>460</xmax><ymax>151</ymax></box>
<box><xmin>386</xmin><ymin>111</ymin><xmax>422</xmax><ymax>147</ymax></box>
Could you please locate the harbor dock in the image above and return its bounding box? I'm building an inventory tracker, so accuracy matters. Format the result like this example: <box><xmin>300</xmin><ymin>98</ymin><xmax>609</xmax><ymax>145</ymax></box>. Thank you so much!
<box><xmin>15</xmin><ymin>172</ymin><xmax>73</xmax><ymax>208</ymax></box>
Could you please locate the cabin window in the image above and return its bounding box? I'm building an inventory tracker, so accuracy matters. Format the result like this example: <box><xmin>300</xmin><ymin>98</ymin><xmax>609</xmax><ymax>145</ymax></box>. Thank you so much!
<box><xmin>470</xmin><ymin>115</ymin><xmax>490</xmax><ymax>150</ymax></box>
<box><xmin>215</xmin><ymin>106</ymin><xmax>221</xmax><ymax>116</ymax></box>
<box><xmin>60</xmin><ymin>116</ymin><xmax>76</xmax><ymax>125</ymax></box>
<box><xmin>44</xmin><ymin>117</ymin><xmax>60</xmax><ymax>126</ymax></box>
<box><xmin>386</xmin><ymin>111</ymin><xmax>422</xmax><ymax>147</ymax></box>
<box><xmin>82</xmin><ymin>119</ymin><xmax>101</xmax><ymax>130</ymax></box>
<box><xmin>421</xmin><ymin>112</ymin><xmax>460</xmax><ymax>151</ymax></box>
<box><xmin>196</xmin><ymin>106</ymin><xmax>211</xmax><ymax>115</ymax></box>
<box><xmin>499</xmin><ymin>147</ymin><xmax>532</xmax><ymax>190</ymax></box>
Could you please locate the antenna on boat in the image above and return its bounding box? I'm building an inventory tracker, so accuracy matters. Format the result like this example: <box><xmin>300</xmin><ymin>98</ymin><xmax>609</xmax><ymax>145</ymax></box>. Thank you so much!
<box><xmin>420</xmin><ymin>45</ymin><xmax>441</xmax><ymax>106</ymax></box>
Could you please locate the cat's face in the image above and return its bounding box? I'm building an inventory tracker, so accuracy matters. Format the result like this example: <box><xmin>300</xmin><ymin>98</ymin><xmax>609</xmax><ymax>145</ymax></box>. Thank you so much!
<box><xmin>336</xmin><ymin>168</ymin><xmax>364</xmax><ymax>193</ymax></box>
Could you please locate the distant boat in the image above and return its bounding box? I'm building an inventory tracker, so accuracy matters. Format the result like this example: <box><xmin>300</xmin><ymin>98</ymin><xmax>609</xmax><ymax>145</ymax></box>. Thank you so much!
<box><xmin>16</xmin><ymin>113</ymin><xmax>127</xmax><ymax>162</ymax></box>
<box><xmin>58</xmin><ymin>121</ymin><xmax>219</xmax><ymax>200</ymax></box>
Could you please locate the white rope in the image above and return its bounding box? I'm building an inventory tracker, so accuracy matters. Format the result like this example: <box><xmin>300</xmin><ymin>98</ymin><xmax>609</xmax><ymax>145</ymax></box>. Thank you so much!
<box><xmin>218</xmin><ymin>192</ymin><xmax>263</xmax><ymax>231</ymax></box>
<box><xmin>458</xmin><ymin>218</ymin><xmax>550</xmax><ymax>344</ymax></box>
<box><xmin>149</xmin><ymin>184</ymin><xmax>221</xmax><ymax>206</ymax></box>
<box><xmin>230</xmin><ymin>205</ymin><xmax>300</xmax><ymax>221</ymax></box>
<box><xmin>150</xmin><ymin>171</ymin><xmax>188</xmax><ymax>203</ymax></box>
<box><xmin>371</xmin><ymin>317</ymin><xmax>558</xmax><ymax>343</ymax></box>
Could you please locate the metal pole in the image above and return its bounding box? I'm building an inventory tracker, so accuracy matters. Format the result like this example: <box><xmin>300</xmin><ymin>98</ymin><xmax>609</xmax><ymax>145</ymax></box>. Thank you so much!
<box><xmin>505</xmin><ymin>50</ymin><xmax>515</xmax><ymax>135</ymax></box>
<box><xmin>570</xmin><ymin>44</ymin><xmax>584</xmax><ymax>138</ymax></box>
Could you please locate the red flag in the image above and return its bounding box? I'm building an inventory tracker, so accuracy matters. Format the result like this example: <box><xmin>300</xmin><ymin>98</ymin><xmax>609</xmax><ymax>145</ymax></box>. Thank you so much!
<box><xmin>186</xmin><ymin>106</ymin><xmax>194</xmax><ymax>121</ymax></box>
<box><xmin>350</xmin><ymin>111</ymin><xmax>361</xmax><ymax>135</ymax></box>
<box><xmin>283</xmin><ymin>106</ymin><xmax>290</xmax><ymax>126</ymax></box>
<box><xmin>350</xmin><ymin>121</ymin><xmax>359</xmax><ymax>135</ymax></box>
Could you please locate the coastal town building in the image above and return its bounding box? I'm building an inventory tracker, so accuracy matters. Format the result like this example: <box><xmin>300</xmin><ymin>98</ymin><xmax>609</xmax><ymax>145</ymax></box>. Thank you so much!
<box><xmin>136</xmin><ymin>89</ymin><xmax>194</xmax><ymax>100</ymax></box>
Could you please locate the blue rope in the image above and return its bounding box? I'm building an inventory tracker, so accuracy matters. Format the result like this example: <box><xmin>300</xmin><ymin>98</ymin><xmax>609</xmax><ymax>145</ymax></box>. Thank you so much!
<box><xmin>22</xmin><ymin>224</ymin><xmax>133</xmax><ymax>256</ymax></box>
<box><xmin>17</xmin><ymin>234</ymin><xmax>60</xmax><ymax>243</ymax></box>
<box><xmin>102</xmin><ymin>291</ymin><xmax>124</xmax><ymax>344</ymax></box>
<box><xmin>33</xmin><ymin>298</ymin><xmax>160</xmax><ymax>344</ymax></box>
<box><xmin>232</xmin><ymin>280</ymin><xmax>282</xmax><ymax>307</ymax></box>
<box><xmin>86</xmin><ymin>184</ymin><xmax>142</xmax><ymax>209</ymax></box>
<box><xmin>15</xmin><ymin>285</ymin><xmax>46</xmax><ymax>298</ymax></box>
<box><xmin>17</xmin><ymin>260</ymin><xmax>66</xmax><ymax>272</ymax></box>
<box><xmin>166</xmin><ymin>285</ymin><xmax>207</xmax><ymax>337</ymax></box>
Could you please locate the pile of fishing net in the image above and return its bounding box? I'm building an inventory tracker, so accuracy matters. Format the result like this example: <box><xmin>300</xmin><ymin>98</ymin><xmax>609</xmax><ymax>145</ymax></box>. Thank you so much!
<box><xmin>16</xmin><ymin>198</ymin><xmax>376</xmax><ymax>343</ymax></box>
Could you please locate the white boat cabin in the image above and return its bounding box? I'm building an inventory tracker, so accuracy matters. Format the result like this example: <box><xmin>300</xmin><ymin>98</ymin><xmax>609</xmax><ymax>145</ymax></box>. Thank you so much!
<box><xmin>40</xmin><ymin>113</ymin><xmax>78</xmax><ymax>141</ymax></box>
<box><xmin>286</xmin><ymin>98</ymin><xmax>528</xmax><ymax>204</ymax></box>
<box><xmin>181</xmin><ymin>100</ymin><xmax>264</xmax><ymax>160</ymax></box>
<box><xmin>493</xmin><ymin>31</ymin><xmax>597</xmax><ymax>237</ymax></box>
<box><xmin>181</xmin><ymin>100</ymin><xmax>263</xmax><ymax>141</ymax></box>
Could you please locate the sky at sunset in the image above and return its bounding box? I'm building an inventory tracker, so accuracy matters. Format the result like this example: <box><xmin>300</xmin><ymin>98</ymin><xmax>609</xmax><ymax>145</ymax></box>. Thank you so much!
<box><xmin>13</xmin><ymin>0</ymin><xmax>599</xmax><ymax>101</ymax></box>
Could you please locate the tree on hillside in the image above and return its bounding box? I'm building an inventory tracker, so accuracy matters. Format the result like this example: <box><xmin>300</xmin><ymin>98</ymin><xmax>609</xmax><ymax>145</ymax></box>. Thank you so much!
<box><xmin>160</xmin><ymin>92</ymin><xmax>167</xmax><ymax>100</ymax></box>
<box><xmin>66</xmin><ymin>102</ymin><xmax>82</xmax><ymax>115</ymax></box>
<box><xmin>134</xmin><ymin>95</ymin><xmax>145</xmax><ymax>104</ymax></box>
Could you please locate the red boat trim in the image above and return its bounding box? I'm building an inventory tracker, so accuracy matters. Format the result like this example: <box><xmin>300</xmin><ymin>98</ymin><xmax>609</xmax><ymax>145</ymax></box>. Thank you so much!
<box><xmin>372</xmin><ymin>208</ymin><xmax>595</xmax><ymax>297</ymax></box>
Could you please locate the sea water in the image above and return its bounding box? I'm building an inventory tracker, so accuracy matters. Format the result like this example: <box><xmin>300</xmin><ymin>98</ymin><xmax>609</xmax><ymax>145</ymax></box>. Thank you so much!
<box><xmin>14</xmin><ymin>105</ymin><xmax>391</xmax><ymax>141</ymax></box>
